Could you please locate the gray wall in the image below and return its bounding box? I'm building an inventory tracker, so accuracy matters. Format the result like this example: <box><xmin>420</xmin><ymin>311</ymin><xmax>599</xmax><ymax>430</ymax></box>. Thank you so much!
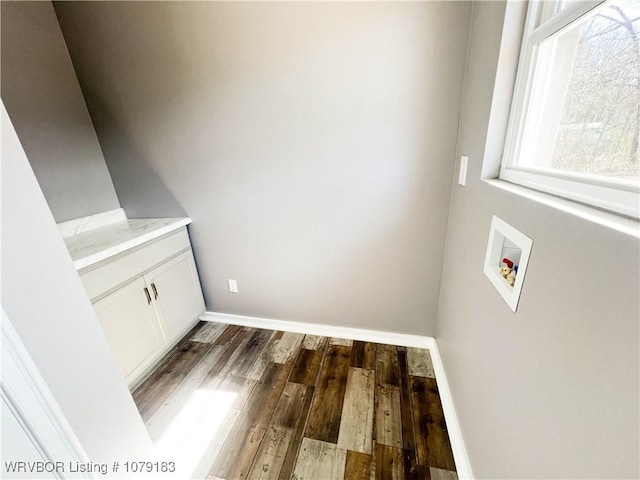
<box><xmin>1</xmin><ymin>103</ymin><xmax>151</xmax><ymax>464</ymax></box>
<box><xmin>436</xmin><ymin>2</ymin><xmax>640</xmax><ymax>478</ymax></box>
<box><xmin>1</xmin><ymin>1</ymin><xmax>120</xmax><ymax>223</ymax></box>
<box><xmin>54</xmin><ymin>1</ymin><xmax>472</xmax><ymax>336</ymax></box>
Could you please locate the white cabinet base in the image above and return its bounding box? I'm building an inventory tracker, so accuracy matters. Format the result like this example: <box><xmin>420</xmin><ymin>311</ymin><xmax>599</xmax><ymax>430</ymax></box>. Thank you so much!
<box><xmin>93</xmin><ymin>277</ymin><xmax>165</xmax><ymax>386</ymax></box>
<box><xmin>146</xmin><ymin>251</ymin><xmax>205</xmax><ymax>343</ymax></box>
<box><xmin>81</xmin><ymin>228</ymin><xmax>205</xmax><ymax>388</ymax></box>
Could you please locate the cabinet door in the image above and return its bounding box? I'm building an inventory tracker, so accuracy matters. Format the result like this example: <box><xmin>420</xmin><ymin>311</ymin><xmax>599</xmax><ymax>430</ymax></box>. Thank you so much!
<box><xmin>145</xmin><ymin>251</ymin><xmax>205</xmax><ymax>343</ymax></box>
<box><xmin>93</xmin><ymin>277</ymin><xmax>165</xmax><ymax>386</ymax></box>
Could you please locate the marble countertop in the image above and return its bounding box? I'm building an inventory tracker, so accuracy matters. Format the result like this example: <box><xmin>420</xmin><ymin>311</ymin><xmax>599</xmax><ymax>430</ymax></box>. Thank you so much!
<box><xmin>64</xmin><ymin>217</ymin><xmax>191</xmax><ymax>270</ymax></box>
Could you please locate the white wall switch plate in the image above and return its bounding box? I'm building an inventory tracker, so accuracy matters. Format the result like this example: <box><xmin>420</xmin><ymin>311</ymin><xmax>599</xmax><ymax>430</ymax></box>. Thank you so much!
<box><xmin>458</xmin><ymin>155</ymin><xmax>469</xmax><ymax>186</ymax></box>
<box><xmin>228</xmin><ymin>279</ymin><xmax>238</xmax><ymax>293</ymax></box>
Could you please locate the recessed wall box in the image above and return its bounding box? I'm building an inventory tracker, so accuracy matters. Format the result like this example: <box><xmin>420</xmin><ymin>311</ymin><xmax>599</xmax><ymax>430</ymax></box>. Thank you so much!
<box><xmin>483</xmin><ymin>216</ymin><xmax>533</xmax><ymax>312</ymax></box>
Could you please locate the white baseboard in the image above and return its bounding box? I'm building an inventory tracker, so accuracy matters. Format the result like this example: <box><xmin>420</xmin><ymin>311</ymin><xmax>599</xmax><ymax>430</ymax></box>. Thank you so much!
<box><xmin>199</xmin><ymin>310</ymin><xmax>473</xmax><ymax>478</ymax></box>
<box><xmin>428</xmin><ymin>340</ymin><xmax>474</xmax><ymax>479</ymax></box>
<box><xmin>200</xmin><ymin>311</ymin><xmax>434</xmax><ymax>349</ymax></box>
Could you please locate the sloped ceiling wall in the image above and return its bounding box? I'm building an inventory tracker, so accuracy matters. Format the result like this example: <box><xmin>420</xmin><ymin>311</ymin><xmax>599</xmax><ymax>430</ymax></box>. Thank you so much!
<box><xmin>54</xmin><ymin>1</ymin><xmax>472</xmax><ymax>335</ymax></box>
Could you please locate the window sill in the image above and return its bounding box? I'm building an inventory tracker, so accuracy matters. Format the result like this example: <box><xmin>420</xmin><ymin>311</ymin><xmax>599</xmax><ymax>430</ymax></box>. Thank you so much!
<box><xmin>483</xmin><ymin>178</ymin><xmax>640</xmax><ymax>239</ymax></box>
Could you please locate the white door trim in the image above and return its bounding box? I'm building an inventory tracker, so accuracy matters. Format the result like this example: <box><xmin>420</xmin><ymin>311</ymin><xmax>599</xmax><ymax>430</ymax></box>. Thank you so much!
<box><xmin>1</xmin><ymin>309</ymin><xmax>95</xmax><ymax>478</ymax></box>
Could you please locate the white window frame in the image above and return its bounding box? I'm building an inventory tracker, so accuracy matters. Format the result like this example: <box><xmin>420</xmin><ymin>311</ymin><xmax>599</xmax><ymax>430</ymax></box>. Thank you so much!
<box><xmin>501</xmin><ymin>0</ymin><xmax>640</xmax><ymax>219</ymax></box>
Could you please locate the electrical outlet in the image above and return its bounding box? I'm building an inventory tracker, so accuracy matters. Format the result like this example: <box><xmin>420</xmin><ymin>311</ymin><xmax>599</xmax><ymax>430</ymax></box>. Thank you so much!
<box><xmin>458</xmin><ymin>155</ymin><xmax>469</xmax><ymax>186</ymax></box>
<box><xmin>228</xmin><ymin>279</ymin><xmax>238</xmax><ymax>293</ymax></box>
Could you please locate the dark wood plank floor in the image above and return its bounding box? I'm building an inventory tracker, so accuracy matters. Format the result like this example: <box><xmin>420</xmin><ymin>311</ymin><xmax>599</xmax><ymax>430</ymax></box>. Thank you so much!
<box><xmin>132</xmin><ymin>322</ymin><xmax>457</xmax><ymax>480</ymax></box>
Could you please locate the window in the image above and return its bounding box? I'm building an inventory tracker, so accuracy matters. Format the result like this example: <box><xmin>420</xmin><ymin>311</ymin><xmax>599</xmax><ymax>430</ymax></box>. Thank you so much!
<box><xmin>502</xmin><ymin>0</ymin><xmax>640</xmax><ymax>218</ymax></box>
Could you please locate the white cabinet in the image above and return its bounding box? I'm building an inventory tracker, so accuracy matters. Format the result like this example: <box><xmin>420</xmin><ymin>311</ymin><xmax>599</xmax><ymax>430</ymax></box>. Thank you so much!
<box><xmin>145</xmin><ymin>251</ymin><xmax>204</xmax><ymax>342</ymax></box>
<box><xmin>93</xmin><ymin>278</ymin><xmax>165</xmax><ymax>385</ymax></box>
<box><xmin>80</xmin><ymin>227</ymin><xmax>205</xmax><ymax>388</ymax></box>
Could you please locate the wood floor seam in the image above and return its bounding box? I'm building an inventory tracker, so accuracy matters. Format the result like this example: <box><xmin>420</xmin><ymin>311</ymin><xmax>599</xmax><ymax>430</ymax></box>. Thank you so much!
<box><xmin>132</xmin><ymin>322</ymin><xmax>458</xmax><ymax>480</ymax></box>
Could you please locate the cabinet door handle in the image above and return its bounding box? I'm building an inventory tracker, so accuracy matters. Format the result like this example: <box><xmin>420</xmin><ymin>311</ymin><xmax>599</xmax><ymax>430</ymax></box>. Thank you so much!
<box><xmin>151</xmin><ymin>283</ymin><xmax>159</xmax><ymax>299</ymax></box>
<box><xmin>144</xmin><ymin>287</ymin><xmax>152</xmax><ymax>305</ymax></box>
